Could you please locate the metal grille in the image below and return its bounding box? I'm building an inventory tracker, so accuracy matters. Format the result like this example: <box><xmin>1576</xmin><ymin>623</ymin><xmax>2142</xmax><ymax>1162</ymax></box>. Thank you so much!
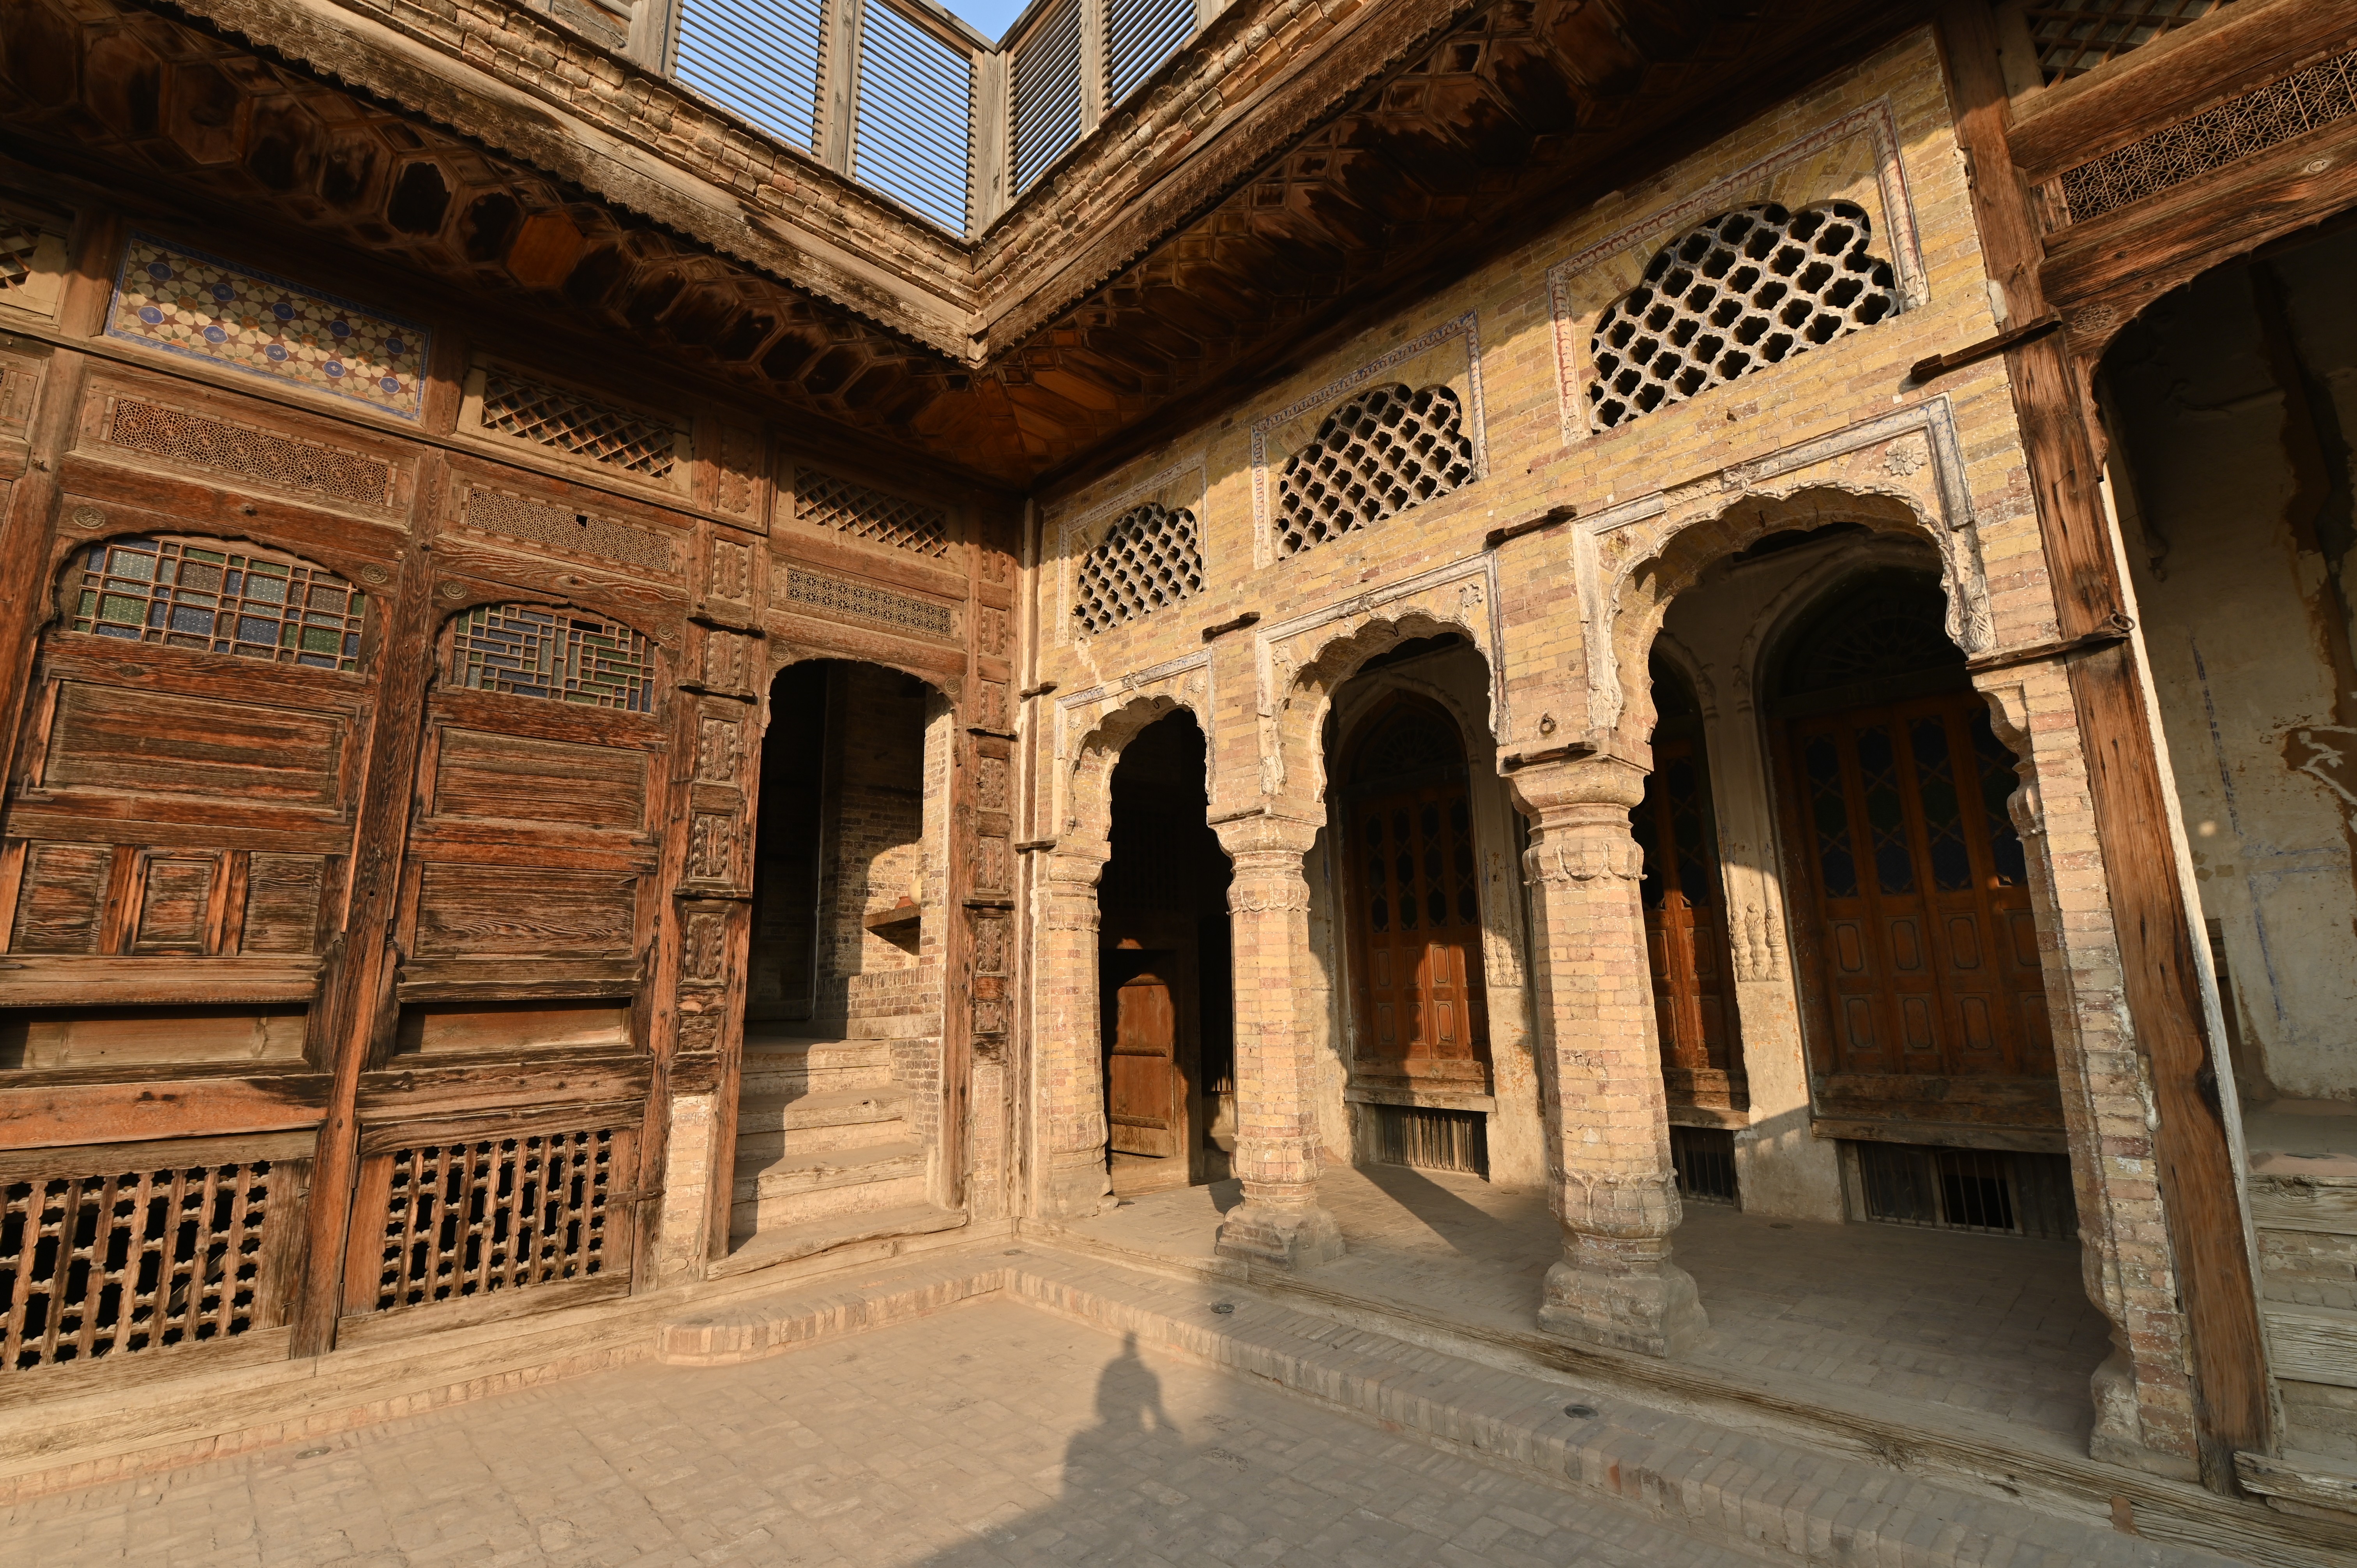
<box><xmin>795</xmin><ymin>468</ymin><xmax>951</xmax><ymax>556</ymax></box>
<box><xmin>3</xmin><ymin>1158</ymin><xmax>279</xmax><ymax>1370</ymax></box>
<box><xmin>478</xmin><ymin>369</ymin><xmax>678</xmax><ymax>480</ymax></box>
<box><xmin>371</xmin><ymin>1129</ymin><xmax>615</xmax><ymax>1312</ymax></box>
<box><xmin>1012</xmin><ymin>0</ymin><xmax>1085</xmax><ymax>194</ymax></box>
<box><xmin>1364</xmin><ymin>1104</ymin><xmax>1488</xmax><ymax>1177</ymax></box>
<box><xmin>2056</xmin><ymin>46</ymin><xmax>2357</xmax><ymax>225</ymax></box>
<box><xmin>68</xmin><ymin>534</ymin><xmax>366</xmax><ymax>671</ymax></box>
<box><xmin>448</xmin><ymin>603</ymin><xmax>656</xmax><ymax>712</ymax></box>
<box><xmin>2023</xmin><ymin>1</ymin><xmax>2231</xmax><ymax>85</ymax></box>
<box><xmin>853</xmin><ymin>1</ymin><xmax>974</xmax><ymax>232</ymax></box>
<box><xmin>1669</xmin><ymin>1125</ymin><xmax>1739</xmax><ymax>1205</ymax></box>
<box><xmin>1276</xmin><ymin>383</ymin><xmax>1474</xmax><ymax>557</ymax></box>
<box><xmin>1074</xmin><ymin>502</ymin><xmax>1202</xmax><ymax>634</ymax></box>
<box><xmin>673</xmin><ymin>0</ymin><xmax>826</xmax><ymax>152</ymax></box>
<box><xmin>1588</xmin><ymin>202</ymin><xmax>1896</xmax><ymax>431</ymax></box>
<box><xmin>1107</xmin><ymin>0</ymin><xmax>1194</xmax><ymax>102</ymax></box>
<box><xmin>1855</xmin><ymin>1142</ymin><xmax>2078</xmax><ymax>1240</ymax></box>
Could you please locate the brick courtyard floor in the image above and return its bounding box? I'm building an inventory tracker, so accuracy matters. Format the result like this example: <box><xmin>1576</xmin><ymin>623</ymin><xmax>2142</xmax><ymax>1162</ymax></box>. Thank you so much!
<box><xmin>1066</xmin><ymin>1162</ymin><xmax>2111</xmax><ymax>1441</ymax></box>
<box><xmin>3</xmin><ymin>1298</ymin><xmax>1756</xmax><ymax>1568</ymax></box>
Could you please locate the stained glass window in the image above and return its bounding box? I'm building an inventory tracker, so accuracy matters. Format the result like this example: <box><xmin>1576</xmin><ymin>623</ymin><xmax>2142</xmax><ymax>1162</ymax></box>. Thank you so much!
<box><xmin>67</xmin><ymin>535</ymin><xmax>365</xmax><ymax>671</ymax></box>
<box><xmin>447</xmin><ymin>604</ymin><xmax>654</xmax><ymax>713</ymax></box>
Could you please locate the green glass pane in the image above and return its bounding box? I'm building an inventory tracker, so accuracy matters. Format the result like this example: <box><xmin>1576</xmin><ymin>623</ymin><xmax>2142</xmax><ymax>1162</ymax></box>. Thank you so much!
<box><xmin>245</xmin><ymin>559</ymin><xmax>289</xmax><ymax>577</ymax></box>
<box><xmin>184</xmin><ymin>547</ymin><xmax>228</xmax><ymax>565</ymax></box>
<box><xmin>97</xmin><ymin>593</ymin><xmax>145</xmax><ymax>623</ymax></box>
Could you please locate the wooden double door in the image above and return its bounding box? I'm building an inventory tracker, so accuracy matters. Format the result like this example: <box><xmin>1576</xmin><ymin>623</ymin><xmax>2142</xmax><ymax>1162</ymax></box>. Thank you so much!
<box><xmin>1776</xmin><ymin>689</ymin><xmax>2054</xmax><ymax>1124</ymax></box>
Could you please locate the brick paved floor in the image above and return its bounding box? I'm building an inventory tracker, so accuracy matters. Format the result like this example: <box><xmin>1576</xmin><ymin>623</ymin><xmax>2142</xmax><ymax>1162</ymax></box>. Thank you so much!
<box><xmin>1067</xmin><ymin>1162</ymin><xmax>2110</xmax><ymax>1439</ymax></box>
<box><xmin>4</xmin><ymin>1299</ymin><xmax>1756</xmax><ymax>1568</ymax></box>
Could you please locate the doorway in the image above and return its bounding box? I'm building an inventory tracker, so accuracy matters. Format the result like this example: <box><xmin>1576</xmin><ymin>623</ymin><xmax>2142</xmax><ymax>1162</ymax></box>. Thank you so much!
<box><xmin>1097</xmin><ymin>713</ymin><xmax>1233</xmax><ymax>1196</ymax></box>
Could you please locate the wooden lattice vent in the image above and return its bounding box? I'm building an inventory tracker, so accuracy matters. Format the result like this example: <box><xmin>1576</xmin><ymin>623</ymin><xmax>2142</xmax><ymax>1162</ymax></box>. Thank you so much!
<box><xmin>478</xmin><ymin>367</ymin><xmax>678</xmax><ymax>480</ymax></box>
<box><xmin>446</xmin><ymin>602</ymin><xmax>656</xmax><ymax>712</ymax></box>
<box><xmin>1276</xmin><ymin>384</ymin><xmax>1474</xmax><ymax>557</ymax></box>
<box><xmin>2023</xmin><ymin>1</ymin><xmax>2233</xmax><ymax>86</ymax></box>
<box><xmin>354</xmin><ymin>1121</ymin><xmax>632</xmax><ymax>1317</ymax></box>
<box><xmin>2</xmin><ymin>1144</ymin><xmax>302</xmax><ymax>1372</ymax></box>
<box><xmin>1588</xmin><ymin>202</ymin><xmax>1897</xmax><ymax>431</ymax></box>
<box><xmin>67</xmin><ymin>534</ymin><xmax>367</xmax><ymax>670</ymax></box>
<box><xmin>1074</xmin><ymin>502</ymin><xmax>1203</xmax><ymax>633</ymax></box>
<box><xmin>2053</xmin><ymin>45</ymin><xmax>2357</xmax><ymax>226</ymax></box>
<box><xmin>794</xmin><ymin>469</ymin><xmax>950</xmax><ymax>558</ymax></box>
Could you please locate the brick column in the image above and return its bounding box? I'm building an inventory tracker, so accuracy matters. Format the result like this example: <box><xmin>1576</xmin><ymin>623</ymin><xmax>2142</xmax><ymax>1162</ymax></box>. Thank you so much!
<box><xmin>1036</xmin><ymin>847</ymin><xmax>1111</xmax><ymax>1218</ymax></box>
<box><xmin>1512</xmin><ymin>756</ymin><xmax>1706</xmax><ymax>1357</ymax></box>
<box><xmin>1211</xmin><ymin>811</ymin><xmax>1343</xmax><ymax>1268</ymax></box>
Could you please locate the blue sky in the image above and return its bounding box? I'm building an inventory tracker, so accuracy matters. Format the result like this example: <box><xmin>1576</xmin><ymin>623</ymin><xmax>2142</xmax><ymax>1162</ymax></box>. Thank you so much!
<box><xmin>947</xmin><ymin>0</ymin><xmax>1028</xmax><ymax>41</ymax></box>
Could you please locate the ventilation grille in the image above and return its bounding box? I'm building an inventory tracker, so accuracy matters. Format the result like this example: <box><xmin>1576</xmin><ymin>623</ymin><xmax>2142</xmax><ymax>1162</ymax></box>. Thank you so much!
<box><xmin>370</xmin><ymin>1128</ymin><xmax>617</xmax><ymax>1313</ymax></box>
<box><xmin>1012</xmin><ymin>0</ymin><xmax>1085</xmax><ymax>194</ymax></box>
<box><xmin>479</xmin><ymin>369</ymin><xmax>678</xmax><ymax>480</ymax></box>
<box><xmin>1588</xmin><ymin>202</ymin><xmax>1896</xmax><ymax>431</ymax></box>
<box><xmin>106</xmin><ymin>397</ymin><xmax>394</xmax><ymax>506</ymax></box>
<box><xmin>2023</xmin><ymin>1</ymin><xmax>2232</xmax><ymax>86</ymax></box>
<box><xmin>781</xmin><ymin>567</ymin><xmax>955</xmax><ymax>641</ymax></box>
<box><xmin>854</xmin><ymin>1</ymin><xmax>974</xmax><ymax>232</ymax></box>
<box><xmin>673</xmin><ymin>0</ymin><xmax>826</xmax><ymax>152</ymax></box>
<box><xmin>1363</xmin><ymin>1104</ymin><xmax>1488</xmax><ymax>1177</ymax></box>
<box><xmin>0</xmin><ymin>221</ymin><xmax>40</xmax><ymax>291</ymax></box>
<box><xmin>1669</xmin><ymin>1125</ymin><xmax>1739</xmax><ymax>1206</ymax></box>
<box><xmin>1277</xmin><ymin>383</ymin><xmax>1474</xmax><ymax>558</ymax></box>
<box><xmin>3</xmin><ymin>1156</ymin><xmax>284</xmax><ymax>1371</ymax></box>
<box><xmin>69</xmin><ymin>533</ymin><xmax>366</xmax><ymax>671</ymax></box>
<box><xmin>449</xmin><ymin>603</ymin><xmax>656</xmax><ymax>712</ymax></box>
<box><xmin>1855</xmin><ymin>1142</ymin><xmax>2078</xmax><ymax>1240</ymax></box>
<box><xmin>1074</xmin><ymin>502</ymin><xmax>1202</xmax><ymax>634</ymax></box>
<box><xmin>795</xmin><ymin>468</ymin><xmax>951</xmax><ymax>556</ymax></box>
<box><xmin>464</xmin><ymin>488</ymin><xmax>673</xmax><ymax>574</ymax></box>
<box><xmin>2056</xmin><ymin>46</ymin><xmax>2357</xmax><ymax>225</ymax></box>
<box><xmin>1108</xmin><ymin>0</ymin><xmax>1194</xmax><ymax>102</ymax></box>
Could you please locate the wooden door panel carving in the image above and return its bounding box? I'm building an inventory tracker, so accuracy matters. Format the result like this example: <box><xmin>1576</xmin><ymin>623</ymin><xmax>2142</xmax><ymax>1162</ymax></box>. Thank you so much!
<box><xmin>1778</xmin><ymin>690</ymin><xmax>2059</xmax><ymax>1134</ymax></box>
<box><xmin>1633</xmin><ymin>736</ymin><xmax>1746</xmax><ymax>1111</ymax></box>
<box><xmin>1342</xmin><ymin>701</ymin><xmax>1489</xmax><ymax>1092</ymax></box>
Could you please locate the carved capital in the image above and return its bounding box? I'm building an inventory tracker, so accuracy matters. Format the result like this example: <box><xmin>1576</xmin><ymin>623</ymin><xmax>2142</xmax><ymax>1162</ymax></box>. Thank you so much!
<box><xmin>1228</xmin><ymin>876</ymin><xmax>1311</xmax><ymax>915</ymax></box>
<box><xmin>1524</xmin><ymin>833</ymin><xmax>1645</xmax><ymax>885</ymax></box>
<box><xmin>1555</xmin><ymin>1166</ymin><xmax>1682</xmax><ymax>1241</ymax></box>
<box><xmin>1042</xmin><ymin>893</ymin><xmax>1103</xmax><ymax>934</ymax></box>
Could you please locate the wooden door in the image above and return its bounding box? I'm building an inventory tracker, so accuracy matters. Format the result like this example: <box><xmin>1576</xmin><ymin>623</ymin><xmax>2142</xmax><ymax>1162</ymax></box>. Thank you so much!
<box><xmin>1779</xmin><ymin>692</ymin><xmax>2051</xmax><ymax>1102</ymax></box>
<box><xmin>1631</xmin><ymin>737</ymin><xmax>1745</xmax><ymax>1110</ymax></box>
<box><xmin>1107</xmin><ymin>968</ymin><xmax>1180</xmax><ymax>1157</ymax></box>
<box><xmin>1344</xmin><ymin>700</ymin><xmax>1489</xmax><ymax>1091</ymax></box>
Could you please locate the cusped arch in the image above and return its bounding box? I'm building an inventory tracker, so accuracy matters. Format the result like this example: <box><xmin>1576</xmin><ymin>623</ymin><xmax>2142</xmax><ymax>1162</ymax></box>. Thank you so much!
<box><xmin>1267</xmin><ymin>609</ymin><xmax>1499</xmax><ymax>814</ymax></box>
<box><xmin>58</xmin><ymin>530</ymin><xmax>371</xmax><ymax>673</ymax></box>
<box><xmin>1062</xmin><ymin>690</ymin><xmax>1210</xmax><ymax>854</ymax></box>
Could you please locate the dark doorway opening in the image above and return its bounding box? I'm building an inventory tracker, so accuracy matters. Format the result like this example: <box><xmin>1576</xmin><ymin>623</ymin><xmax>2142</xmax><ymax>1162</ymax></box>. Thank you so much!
<box><xmin>1099</xmin><ymin>713</ymin><xmax>1233</xmax><ymax>1196</ymax></box>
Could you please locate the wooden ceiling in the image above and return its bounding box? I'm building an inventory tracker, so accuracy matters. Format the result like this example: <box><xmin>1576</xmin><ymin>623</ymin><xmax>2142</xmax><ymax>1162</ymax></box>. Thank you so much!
<box><xmin>0</xmin><ymin>0</ymin><xmax>1930</xmax><ymax>487</ymax></box>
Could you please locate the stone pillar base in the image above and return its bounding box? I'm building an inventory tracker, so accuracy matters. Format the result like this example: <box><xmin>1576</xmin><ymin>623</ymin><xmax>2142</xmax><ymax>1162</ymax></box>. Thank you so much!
<box><xmin>1214</xmin><ymin>1198</ymin><xmax>1344</xmax><ymax>1268</ymax></box>
<box><xmin>1040</xmin><ymin>1155</ymin><xmax>1111</xmax><ymax>1222</ymax></box>
<box><xmin>1537</xmin><ymin>1241</ymin><xmax>1706</xmax><ymax>1358</ymax></box>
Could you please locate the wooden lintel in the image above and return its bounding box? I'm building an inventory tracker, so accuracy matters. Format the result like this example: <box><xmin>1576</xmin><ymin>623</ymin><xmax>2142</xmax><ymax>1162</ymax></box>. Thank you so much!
<box><xmin>689</xmin><ymin>611</ymin><xmax>767</xmax><ymax>637</ymax></box>
<box><xmin>675</xmin><ymin>680</ymin><xmax>758</xmax><ymax>704</ymax></box>
<box><xmin>1965</xmin><ymin>618</ymin><xmax>2132</xmax><ymax>674</ymax></box>
<box><xmin>1500</xmin><ymin>741</ymin><xmax>1599</xmax><ymax>771</ymax></box>
<box><xmin>0</xmin><ymin>1077</ymin><xmax>330</xmax><ymax>1149</ymax></box>
<box><xmin>1018</xmin><ymin>680</ymin><xmax>1059</xmax><ymax>699</ymax></box>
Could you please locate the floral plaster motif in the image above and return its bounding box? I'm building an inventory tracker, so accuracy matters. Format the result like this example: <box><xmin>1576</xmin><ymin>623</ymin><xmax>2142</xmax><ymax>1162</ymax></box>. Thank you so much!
<box><xmin>107</xmin><ymin>236</ymin><xmax>429</xmax><ymax>420</ymax></box>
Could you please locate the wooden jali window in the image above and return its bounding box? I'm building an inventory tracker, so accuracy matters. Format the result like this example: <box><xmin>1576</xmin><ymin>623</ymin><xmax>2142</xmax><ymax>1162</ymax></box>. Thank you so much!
<box><xmin>1632</xmin><ymin>663</ymin><xmax>1745</xmax><ymax>1112</ymax></box>
<box><xmin>1770</xmin><ymin>576</ymin><xmax>2056</xmax><ymax>1137</ymax></box>
<box><xmin>1341</xmin><ymin>699</ymin><xmax>1489</xmax><ymax>1091</ymax></box>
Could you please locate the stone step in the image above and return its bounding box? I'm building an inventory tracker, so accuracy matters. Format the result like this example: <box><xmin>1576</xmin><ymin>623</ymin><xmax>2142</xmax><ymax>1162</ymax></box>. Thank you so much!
<box><xmin>735</xmin><ymin>1110</ymin><xmax>912</xmax><ymax>1161</ymax></box>
<box><xmin>739</xmin><ymin>1040</ymin><xmax>896</xmax><ymax>1095</ymax></box>
<box><xmin>710</xmin><ymin>1201</ymin><xmax>968</xmax><ymax>1280</ymax></box>
<box><xmin>737</xmin><ymin>1083</ymin><xmax>911</xmax><ymax>1134</ymax></box>
<box><xmin>734</xmin><ymin>1170</ymin><xmax>933</xmax><ymax>1234</ymax></box>
<box><xmin>656</xmin><ymin>1250</ymin><xmax>998</xmax><ymax>1365</ymax></box>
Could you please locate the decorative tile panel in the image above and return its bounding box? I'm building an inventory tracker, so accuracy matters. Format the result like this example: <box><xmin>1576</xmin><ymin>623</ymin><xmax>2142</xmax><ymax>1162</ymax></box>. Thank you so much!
<box><xmin>107</xmin><ymin>235</ymin><xmax>428</xmax><ymax>419</ymax></box>
<box><xmin>779</xmin><ymin>567</ymin><xmax>955</xmax><ymax>642</ymax></box>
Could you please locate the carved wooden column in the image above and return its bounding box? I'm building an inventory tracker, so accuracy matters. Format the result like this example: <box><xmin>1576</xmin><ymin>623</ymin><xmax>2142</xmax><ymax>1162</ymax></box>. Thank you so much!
<box><xmin>1211</xmin><ymin>811</ymin><xmax>1343</xmax><ymax>1268</ymax></box>
<box><xmin>1511</xmin><ymin>756</ymin><xmax>1706</xmax><ymax>1357</ymax></box>
<box><xmin>1035</xmin><ymin>846</ymin><xmax>1112</xmax><ymax>1218</ymax></box>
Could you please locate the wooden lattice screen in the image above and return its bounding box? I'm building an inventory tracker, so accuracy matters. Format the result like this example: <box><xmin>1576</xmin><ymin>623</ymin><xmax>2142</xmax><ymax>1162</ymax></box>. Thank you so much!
<box><xmin>0</xmin><ymin>1135</ymin><xmax>309</xmax><ymax>1372</ymax></box>
<box><xmin>346</xmin><ymin>1112</ymin><xmax>638</xmax><ymax>1319</ymax></box>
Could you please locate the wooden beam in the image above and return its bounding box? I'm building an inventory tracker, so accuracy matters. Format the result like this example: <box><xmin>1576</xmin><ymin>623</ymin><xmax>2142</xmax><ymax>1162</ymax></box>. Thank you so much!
<box><xmin>1938</xmin><ymin>0</ymin><xmax>2270</xmax><ymax>1486</ymax></box>
<box><xmin>0</xmin><ymin>1078</ymin><xmax>329</xmax><ymax>1149</ymax></box>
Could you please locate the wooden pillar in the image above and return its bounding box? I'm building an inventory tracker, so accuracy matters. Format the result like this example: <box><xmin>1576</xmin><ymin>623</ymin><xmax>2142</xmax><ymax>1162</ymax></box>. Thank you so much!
<box><xmin>1509</xmin><ymin>755</ymin><xmax>1705</xmax><ymax>1358</ymax></box>
<box><xmin>1209</xmin><ymin>810</ymin><xmax>1342</xmax><ymax>1268</ymax></box>
<box><xmin>1938</xmin><ymin>0</ymin><xmax>2267</xmax><ymax>1485</ymax></box>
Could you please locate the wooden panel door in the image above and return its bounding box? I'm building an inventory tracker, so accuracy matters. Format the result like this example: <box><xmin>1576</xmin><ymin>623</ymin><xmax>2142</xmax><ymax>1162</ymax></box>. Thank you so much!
<box><xmin>1780</xmin><ymin>692</ymin><xmax>2050</xmax><ymax>1095</ymax></box>
<box><xmin>1349</xmin><ymin>785</ymin><xmax>1489</xmax><ymax>1089</ymax></box>
<box><xmin>1107</xmin><ymin>969</ymin><xmax>1180</xmax><ymax>1157</ymax></box>
<box><xmin>1631</xmin><ymin>737</ymin><xmax>1744</xmax><ymax>1110</ymax></box>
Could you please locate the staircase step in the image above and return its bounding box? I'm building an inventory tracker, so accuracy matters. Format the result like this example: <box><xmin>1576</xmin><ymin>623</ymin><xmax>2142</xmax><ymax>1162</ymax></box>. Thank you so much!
<box><xmin>735</xmin><ymin>1171</ymin><xmax>931</xmax><ymax>1233</ymax></box>
<box><xmin>739</xmin><ymin>1040</ymin><xmax>896</xmax><ymax>1095</ymax></box>
<box><xmin>736</xmin><ymin>1112</ymin><xmax>911</xmax><ymax>1160</ymax></box>
<box><xmin>740</xmin><ymin>1083</ymin><xmax>911</xmax><ymax>1132</ymax></box>
<box><xmin>733</xmin><ymin>1137</ymin><xmax>925</xmax><ymax>1194</ymax></box>
<box><xmin>712</xmin><ymin>1201</ymin><xmax>967</xmax><ymax>1280</ymax></box>
<box><xmin>656</xmin><ymin>1250</ymin><xmax>995</xmax><ymax>1365</ymax></box>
